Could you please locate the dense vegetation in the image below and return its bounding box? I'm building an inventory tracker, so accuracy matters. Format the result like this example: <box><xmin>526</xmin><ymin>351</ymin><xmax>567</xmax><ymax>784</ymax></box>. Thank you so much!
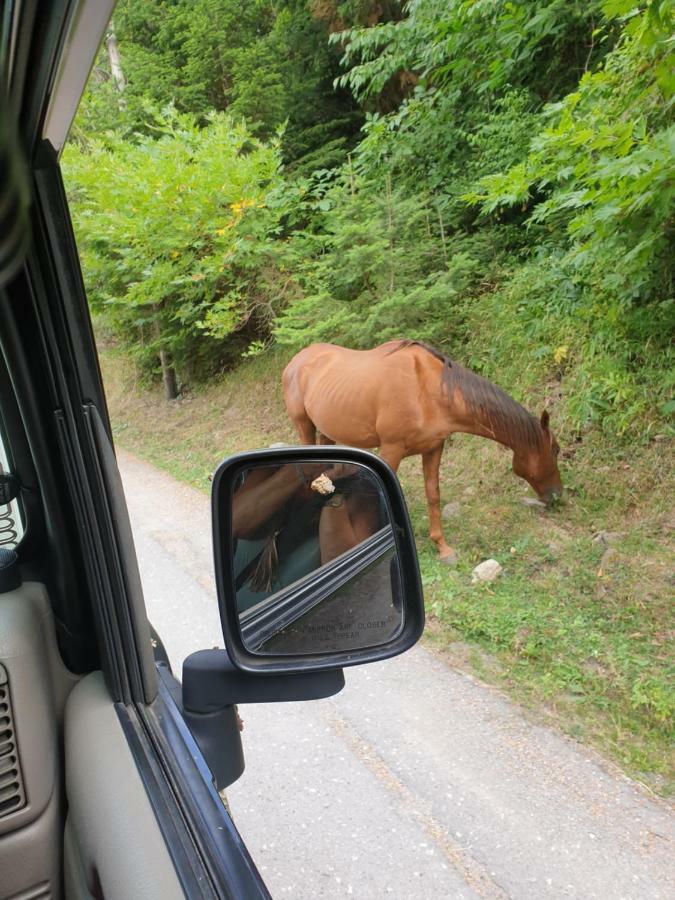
<box><xmin>65</xmin><ymin>0</ymin><xmax>674</xmax><ymax>439</ymax></box>
<box><xmin>64</xmin><ymin>0</ymin><xmax>675</xmax><ymax>792</ymax></box>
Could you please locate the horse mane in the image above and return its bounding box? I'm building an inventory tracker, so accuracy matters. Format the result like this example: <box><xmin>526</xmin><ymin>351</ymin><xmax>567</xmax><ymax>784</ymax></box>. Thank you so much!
<box><xmin>389</xmin><ymin>339</ymin><xmax>544</xmax><ymax>450</ymax></box>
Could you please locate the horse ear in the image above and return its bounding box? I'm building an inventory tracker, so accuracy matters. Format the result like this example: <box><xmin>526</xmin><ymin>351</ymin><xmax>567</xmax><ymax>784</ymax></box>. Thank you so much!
<box><xmin>540</xmin><ymin>409</ymin><xmax>550</xmax><ymax>430</ymax></box>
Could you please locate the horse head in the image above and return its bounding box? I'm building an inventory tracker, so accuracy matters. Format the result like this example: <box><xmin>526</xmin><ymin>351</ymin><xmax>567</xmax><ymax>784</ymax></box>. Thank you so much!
<box><xmin>511</xmin><ymin>410</ymin><xmax>563</xmax><ymax>504</ymax></box>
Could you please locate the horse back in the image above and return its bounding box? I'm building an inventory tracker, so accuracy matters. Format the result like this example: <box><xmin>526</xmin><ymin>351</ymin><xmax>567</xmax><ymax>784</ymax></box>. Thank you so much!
<box><xmin>282</xmin><ymin>342</ymin><xmax>444</xmax><ymax>449</ymax></box>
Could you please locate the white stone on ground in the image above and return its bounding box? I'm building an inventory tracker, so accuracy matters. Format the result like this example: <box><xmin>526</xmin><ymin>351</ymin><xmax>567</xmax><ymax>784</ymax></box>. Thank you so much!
<box><xmin>471</xmin><ymin>559</ymin><xmax>503</xmax><ymax>583</ymax></box>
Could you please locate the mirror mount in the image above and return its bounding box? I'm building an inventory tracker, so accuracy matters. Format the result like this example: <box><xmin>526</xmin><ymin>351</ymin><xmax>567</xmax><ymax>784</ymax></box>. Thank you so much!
<box><xmin>182</xmin><ymin>649</ymin><xmax>345</xmax><ymax>789</ymax></box>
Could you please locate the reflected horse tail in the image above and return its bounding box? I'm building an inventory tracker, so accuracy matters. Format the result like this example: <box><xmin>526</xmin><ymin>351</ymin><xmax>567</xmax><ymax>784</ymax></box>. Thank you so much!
<box><xmin>248</xmin><ymin>531</ymin><xmax>280</xmax><ymax>593</ymax></box>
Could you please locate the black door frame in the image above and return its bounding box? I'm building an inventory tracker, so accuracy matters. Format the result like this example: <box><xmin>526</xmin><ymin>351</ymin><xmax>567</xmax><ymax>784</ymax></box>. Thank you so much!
<box><xmin>2</xmin><ymin>3</ymin><xmax>272</xmax><ymax>896</ymax></box>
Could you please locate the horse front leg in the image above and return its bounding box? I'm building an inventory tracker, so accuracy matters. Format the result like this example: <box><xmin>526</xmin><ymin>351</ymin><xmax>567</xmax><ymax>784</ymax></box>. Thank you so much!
<box><xmin>422</xmin><ymin>445</ymin><xmax>458</xmax><ymax>564</ymax></box>
<box><xmin>379</xmin><ymin>444</ymin><xmax>405</xmax><ymax>474</ymax></box>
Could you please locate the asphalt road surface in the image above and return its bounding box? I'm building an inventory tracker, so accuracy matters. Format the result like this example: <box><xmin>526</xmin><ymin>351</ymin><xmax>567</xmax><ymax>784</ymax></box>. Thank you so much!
<box><xmin>118</xmin><ymin>448</ymin><xmax>674</xmax><ymax>900</ymax></box>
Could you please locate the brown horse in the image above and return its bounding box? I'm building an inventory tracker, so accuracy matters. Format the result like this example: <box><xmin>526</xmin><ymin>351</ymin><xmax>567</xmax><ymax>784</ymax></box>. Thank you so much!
<box><xmin>282</xmin><ymin>339</ymin><xmax>562</xmax><ymax>561</ymax></box>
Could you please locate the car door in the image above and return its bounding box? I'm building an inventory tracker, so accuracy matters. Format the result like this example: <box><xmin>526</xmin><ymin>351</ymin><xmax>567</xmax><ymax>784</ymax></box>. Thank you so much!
<box><xmin>0</xmin><ymin>2</ymin><xmax>271</xmax><ymax>897</ymax></box>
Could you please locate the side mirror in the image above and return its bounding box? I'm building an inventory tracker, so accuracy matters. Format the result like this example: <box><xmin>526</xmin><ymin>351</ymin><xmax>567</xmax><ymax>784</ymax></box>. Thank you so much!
<box><xmin>211</xmin><ymin>446</ymin><xmax>425</xmax><ymax>674</ymax></box>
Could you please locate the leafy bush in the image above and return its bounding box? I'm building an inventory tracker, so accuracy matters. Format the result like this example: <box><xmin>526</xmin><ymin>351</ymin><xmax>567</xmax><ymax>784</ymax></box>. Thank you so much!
<box><xmin>456</xmin><ymin>1</ymin><xmax>674</xmax><ymax>436</ymax></box>
<box><xmin>468</xmin><ymin>1</ymin><xmax>674</xmax><ymax>312</ymax></box>
<box><xmin>84</xmin><ymin>0</ymin><xmax>364</xmax><ymax>170</ymax></box>
<box><xmin>274</xmin><ymin>167</ymin><xmax>495</xmax><ymax>348</ymax></box>
<box><xmin>458</xmin><ymin>253</ymin><xmax>675</xmax><ymax>438</ymax></box>
<box><xmin>64</xmin><ymin>109</ymin><xmax>288</xmax><ymax>384</ymax></box>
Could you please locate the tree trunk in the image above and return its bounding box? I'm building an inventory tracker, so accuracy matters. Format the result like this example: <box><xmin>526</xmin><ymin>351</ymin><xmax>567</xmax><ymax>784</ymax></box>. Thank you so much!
<box><xmin>437</xmin><ymin>205</ymin><xmax>448</xmax><ymax>264</ymax></box>
<box><xmin>105</xmin><ymin>23</ymin><xmax>126</xmax><ymax>108</ymax></box>
<box><xmin>159</xmin><ymin>348</ymin><xmax>178</xmax><ymax>401</ymax></box>
<box><xmin>348</xmin><ymin>154</ymin><xmax>355</xmax><ymax>197</ymax></box>
<box><xmin>153</xmin><ymin>314</ymin><xmax>178</xmax><ymax>400</ymax></box>
<box><xmin>385</xmin><ymin>173</ymin><xmax>395</xmax><ymax>293</ymax></box>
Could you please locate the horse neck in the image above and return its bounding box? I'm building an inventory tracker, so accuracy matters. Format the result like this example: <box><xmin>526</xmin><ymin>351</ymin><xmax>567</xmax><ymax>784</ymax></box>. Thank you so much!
<box><xmin>443</xmin><ymin>372</ymin><xmax>542</xmax><ymax>456</ymax></box>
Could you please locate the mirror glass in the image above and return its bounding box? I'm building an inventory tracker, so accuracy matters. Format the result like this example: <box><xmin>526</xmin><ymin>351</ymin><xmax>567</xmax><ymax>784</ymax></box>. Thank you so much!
<box><xmin>229</xmin><ymin>460</ymin><xmax>404</xmax><ymax>655</ymax></box>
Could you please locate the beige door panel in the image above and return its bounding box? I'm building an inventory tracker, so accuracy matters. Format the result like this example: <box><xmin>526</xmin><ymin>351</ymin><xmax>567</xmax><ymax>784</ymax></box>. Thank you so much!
<box><xmin>63</xmin><ymin>673</ymin><xmax>184</xmax><ymax>900</ymax></box>
<box><xmin>0</xmin><ymin>582</ymin><xmax>183</xmax><ymax>900</ymax></box>
<box><xmin>0</xmin><ymin>582</ymin><xmax>78</xmax><ymax>900</ymax></box>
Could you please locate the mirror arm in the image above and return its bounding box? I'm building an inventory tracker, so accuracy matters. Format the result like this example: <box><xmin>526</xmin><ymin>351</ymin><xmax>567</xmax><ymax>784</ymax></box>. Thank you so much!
<box><xmin>182</xmin><ymin>649</ymin><xmax>345</xmax><ymax>789</ymax></box>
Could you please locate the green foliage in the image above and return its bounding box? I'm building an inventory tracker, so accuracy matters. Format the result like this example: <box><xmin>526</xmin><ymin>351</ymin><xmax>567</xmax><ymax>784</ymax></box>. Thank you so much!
<box><xmin>324</xmin><ymin>0</ymin><xmax>606</xmax><ymax>232</ymax></box>
<box><xmin>458</xmin><ymin>253</ymin><xmax>675</xmax><ymax>437</ymax></box>
<box><xmin>335</xmin><ymin>0</ymin><xmax>605</xmax><ymax>101</ymax></box>
<box><xmin>275</xmin><ymin>0</ymin><xmax>674</xmax><ymax>437</ymax></box>
<box><xmin>274</xmin><ymin>167</ymin><xmax>502</xmax><ymax>347</ymax></box>
<box><xmin>64</xmin><ymin>110</ymin><xmax>287</xmax><ymax>381</ymax></box>
<box><xmin>67</xmin><ymin>0</ymin><xmax>673</xmax><ymax>437</ymax></box>
<box><xmin>469</xmin><ymin>1</ymin><xmax>675</xmax><ymax>309</ymax></box>
<box><xmin>78</xmin><ymin>0</ymin><xmax>363</xmax><ymax>171</ymax></box>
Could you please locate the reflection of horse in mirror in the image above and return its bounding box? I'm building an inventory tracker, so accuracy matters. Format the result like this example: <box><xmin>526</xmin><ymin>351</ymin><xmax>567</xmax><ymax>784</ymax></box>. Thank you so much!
<box><xmin>282</xmin><ymin>340</ymin><xmax>562</xmax><ymax>561</ymax></box>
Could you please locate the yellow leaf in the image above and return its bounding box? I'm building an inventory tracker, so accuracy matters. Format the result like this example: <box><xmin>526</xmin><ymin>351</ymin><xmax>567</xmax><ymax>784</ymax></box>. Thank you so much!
<box><xmin>215</xmin><ymin>228</ymin><xmax>227</xmax><ymax>236</ymax></box>
<box><xmin>553</xmin><ymin>345</ymin><xmax>568</xmax><ymax>364</ymax></box>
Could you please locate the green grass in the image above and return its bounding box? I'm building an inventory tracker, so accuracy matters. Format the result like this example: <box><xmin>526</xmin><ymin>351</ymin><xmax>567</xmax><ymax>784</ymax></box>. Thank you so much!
<box><xmin>101</xmin><ymin>346</ymin><xmax>675</xmax><ymax>796</ymax></box>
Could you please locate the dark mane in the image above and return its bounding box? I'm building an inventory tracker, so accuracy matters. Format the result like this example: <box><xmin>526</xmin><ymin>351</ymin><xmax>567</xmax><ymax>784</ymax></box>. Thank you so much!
<box><xmin>390</xmin><ymin>339</ymin><xmax>543</xmax><ymax>450</ymax></box>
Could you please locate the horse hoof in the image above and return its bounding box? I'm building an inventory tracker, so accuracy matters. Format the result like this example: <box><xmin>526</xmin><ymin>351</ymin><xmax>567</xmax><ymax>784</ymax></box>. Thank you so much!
<box><xmin>439</xmin><ymin>550</ymin><xmax>458</xmax><ymax>566</ymax></box>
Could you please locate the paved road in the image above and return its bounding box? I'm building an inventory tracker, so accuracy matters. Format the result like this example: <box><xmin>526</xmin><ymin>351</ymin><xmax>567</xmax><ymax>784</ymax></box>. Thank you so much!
<box><xmin>118</xmin><ymin>449</ymin><xmax>674</xmax><ymax>900</ymax></box>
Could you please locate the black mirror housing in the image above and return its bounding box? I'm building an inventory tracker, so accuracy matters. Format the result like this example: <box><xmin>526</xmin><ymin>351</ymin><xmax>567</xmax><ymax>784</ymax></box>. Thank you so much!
<box><xmin>212</xmin><ymin>446</ymin><xmax>425</xmax><ymax>674</ymax></box>
<box><xmin>180</xmin><ymin>650</ymin><xmax>345</xmax><ymax>789</ymax></box>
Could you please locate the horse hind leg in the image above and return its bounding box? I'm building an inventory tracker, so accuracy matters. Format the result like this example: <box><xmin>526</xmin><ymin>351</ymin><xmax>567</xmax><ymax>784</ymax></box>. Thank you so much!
<box><xmin>422</xmin><ymin>445</ymin><xmax>458</xmax><ymax>564</ymax></box>
<box><xmin>283</xmin><ymin>391</ymin><xmax>316</xmax><ymax>444</ymax></box>
<box><xmin>291</xmin><ymin>411</ymin><xmax>317</xmax><ymax>445</ymax></box>
<box><xmin>282</xmin><ymin>365</ymin><xmax>317</xmax><ymax>444</ymax></box>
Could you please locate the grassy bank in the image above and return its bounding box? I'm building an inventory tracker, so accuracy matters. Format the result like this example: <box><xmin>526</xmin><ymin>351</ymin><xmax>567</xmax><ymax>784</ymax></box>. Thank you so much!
<box><xmin>101</xmin><ymin>347</ymin><xmax>674</xmax><ymax>797</ymax></box>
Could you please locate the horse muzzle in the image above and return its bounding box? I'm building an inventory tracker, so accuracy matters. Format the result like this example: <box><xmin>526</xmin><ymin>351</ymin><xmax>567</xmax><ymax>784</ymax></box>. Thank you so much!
<box><xmin>541</xmin><ymin>487</ymin><xmax>563</xmax><ymax>505</ymax></box>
